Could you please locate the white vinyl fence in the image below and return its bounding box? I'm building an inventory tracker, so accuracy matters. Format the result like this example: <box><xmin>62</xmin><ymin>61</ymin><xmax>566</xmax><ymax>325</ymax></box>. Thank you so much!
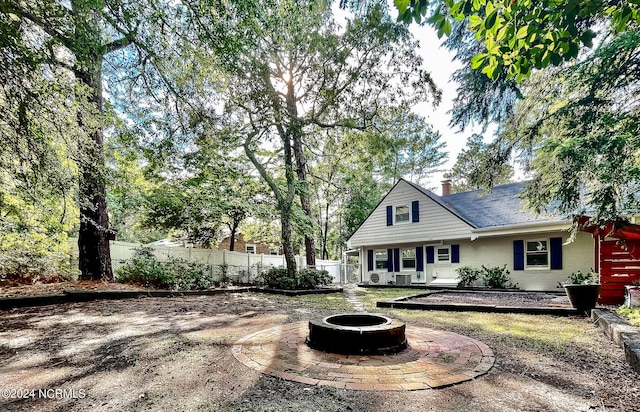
<box><xmin>69</xmin><ymin>240</ymin><xmax>342</xmax><ymax>284</ymax></box>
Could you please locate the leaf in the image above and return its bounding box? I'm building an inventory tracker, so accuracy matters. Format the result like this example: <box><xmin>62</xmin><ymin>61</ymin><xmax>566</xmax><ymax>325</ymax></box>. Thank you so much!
<box><xmin>516</xmin><ymin>25</ymin><xmax>529</xmax><ymax>39</ymax></box>
<box><xmin>441</xmin><ymin>19</ymin><xmax>452</xmax><ymax>36</ymax></box>
<box><xmin>394</xmin><ymin>0</ymin><xmax>411</xmax><ymax>15</ymax></box>
<box><xmin>470</xmin><ymin>53</ymin><xmax>487</xmax><ymax>69</ymax></box>
<box><xmin>484</xmin><ymin>10</ymin><xmax>498</xmax><ymax>31</ymax></box>
<box><xmin>567</xmin><ymin>41</ymin><xmax>579</xmax><ymax>58</ymax></box>
<box><xmin>580</xmin><ymin>29</ymin><xmax>596</xmax><ymax>47</ymax></box>
<box><xmin>449</xmin><ymin>1</ymin><xmax>464</xmax><ymax>17</ymax></box>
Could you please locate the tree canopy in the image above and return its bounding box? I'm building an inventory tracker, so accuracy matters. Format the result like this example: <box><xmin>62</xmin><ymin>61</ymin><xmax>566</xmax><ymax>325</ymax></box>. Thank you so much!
<box><xmin>167</xmin><ymin>0</ymin><xmax>442</xmax><ymax>275</ymax></box>
<box><xmin>396</xmin><ymin>0</ymin><xmax>640</xmax><ymax>80</ymax></box>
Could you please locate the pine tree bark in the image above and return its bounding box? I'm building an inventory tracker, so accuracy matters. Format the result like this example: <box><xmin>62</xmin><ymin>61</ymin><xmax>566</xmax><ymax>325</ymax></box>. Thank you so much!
<box><xmin>73</xmin><ymin>1</ymin><xmax>113</xmax><ymax>281</ymax></box>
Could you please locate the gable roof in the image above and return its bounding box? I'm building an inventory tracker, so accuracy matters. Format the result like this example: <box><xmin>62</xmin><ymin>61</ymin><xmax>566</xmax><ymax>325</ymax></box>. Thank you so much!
<box><xmin>346</xmin><ymin>178</ymin><xmax>568</xmax><ymax>246</ymax></box>
<box><xmin>396</xmin><ymin>180</ymin><xmax>564</xmax><ymax>229</ymax></box>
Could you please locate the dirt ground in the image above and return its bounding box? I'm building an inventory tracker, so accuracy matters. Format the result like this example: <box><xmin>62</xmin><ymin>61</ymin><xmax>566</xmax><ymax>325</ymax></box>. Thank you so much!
<box><xmin>410</xmin><ymin>291</ymin><xmax>573</xmax><ymax>308</ymax></box>
<box><xmin>0</xmin><ymin>286</ymin><xmax>638</xmax><ymax>411</ymax></box>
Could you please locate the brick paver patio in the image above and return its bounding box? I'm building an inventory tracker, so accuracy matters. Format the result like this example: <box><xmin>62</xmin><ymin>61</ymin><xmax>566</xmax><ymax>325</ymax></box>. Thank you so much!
<box><xmin>232</xmin><ymin>321</ymin><xmax>495</xmax><ymax>391</ymax></box>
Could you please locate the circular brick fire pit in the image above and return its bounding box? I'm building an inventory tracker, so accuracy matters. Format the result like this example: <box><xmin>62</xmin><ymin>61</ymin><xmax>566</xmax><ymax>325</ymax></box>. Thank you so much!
<box><xmin>306</xmin><ymin>313</ymin><xmax>407</xmax><ymax>355</ymax></box>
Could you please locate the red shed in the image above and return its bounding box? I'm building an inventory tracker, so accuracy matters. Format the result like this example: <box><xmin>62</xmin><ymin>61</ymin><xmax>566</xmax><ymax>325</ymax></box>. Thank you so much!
<box><xmin>584</xmin><ymin>220</ymin><xmax>640</xmax><ymax>305</ymax></box>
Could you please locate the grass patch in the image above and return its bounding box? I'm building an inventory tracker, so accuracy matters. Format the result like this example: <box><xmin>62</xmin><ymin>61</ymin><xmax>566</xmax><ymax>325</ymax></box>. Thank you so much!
<box><xmin>267</xmin><ymin>292</ymin><xmax>352</xmax><ymax>312</ymax></box>
<box><xmin>617</xmin><ymin>306</ymin><xmax>640</xmax><ymax>326</ymax></box>
<box><xmin>353</xmin><ymin>287</ymin><xmax>597</xmax><ymax>355</ymax></box>
<box><xmin>355</xmin><ymin>287</ymin><xmax>424</xmax><ymax>311</ymax></box>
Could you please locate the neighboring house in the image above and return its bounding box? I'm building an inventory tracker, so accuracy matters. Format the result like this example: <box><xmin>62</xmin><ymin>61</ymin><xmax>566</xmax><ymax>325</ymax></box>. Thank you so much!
<box><xmin>146</xmin><ymin>238</ymin><xmax>181</xmax><ymax>247</ymax></box>
<box><xmin>215</xmin><ymin>232</ymin><xmax>281</xmax><ymax>256</ymax></box>
<box><xmin>347</xmin><ymin>179</ymin><xmax>595</xmax><ymax>291</ymax></box>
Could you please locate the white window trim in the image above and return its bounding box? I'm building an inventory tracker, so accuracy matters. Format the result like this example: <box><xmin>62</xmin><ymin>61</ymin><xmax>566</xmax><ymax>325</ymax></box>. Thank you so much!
<box><xmin>394</xmin><ymin>205</ymin><xmax>411</xmax><ymax>225</ymax></box>
<box><xmin>525</xmin><ymin>239</ymin><xmax>550</xmax><ymax>270</ymax></box>
<box><xmin>246</xmin><ymin>244</ymin><xmax>257</xmax><ymax>254</ymax></box>
<box><xmin>435</xmin><ymin>245</ymin><xmax>451</xmax><ymax>265</ymax></box>
<box><xmin>400</xmin><ymin>248</ymin><xmax>416</xmax><ymax>271</ymax></box>
<box><xmin>374</xmin><ymin>249</ymin><xmax>388</xmax><ymax>270</ymax></box>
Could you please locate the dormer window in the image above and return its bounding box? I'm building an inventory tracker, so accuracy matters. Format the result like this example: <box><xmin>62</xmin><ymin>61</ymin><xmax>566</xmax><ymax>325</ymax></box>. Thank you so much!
<box><xmin>395</xmin><ymin>205</ymin><xmax>410</xmax><ymax>224</ymax></box>
<box><xmin>386</xmin><ymin>201</ymin><xmax>419</xmax><ymax>226</ymax></box>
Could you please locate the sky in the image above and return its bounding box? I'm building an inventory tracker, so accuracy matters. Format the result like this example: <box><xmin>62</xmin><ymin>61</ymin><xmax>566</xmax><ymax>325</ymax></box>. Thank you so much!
<box><xmin>408</xmin><ymin>24</ymin><xmax>470</xmax><ymax>192</ymax></box>
<box><xmin>387</xmin><ymin>8</ymin><xmax>497</xmax><ymax>193</ymax></box>
<box><xmin>331</xmin><ymin>4</ymin><xmax>492</xmax><ymax>194</ymax></box>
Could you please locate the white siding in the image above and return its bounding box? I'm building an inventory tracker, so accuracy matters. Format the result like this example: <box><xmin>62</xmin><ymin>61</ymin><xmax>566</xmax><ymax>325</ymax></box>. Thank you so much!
<box><xmin>348</xmin><ymin>180</ymin><xmax>473</xmax><ymax>248</ymax></box>
<box><xmin>361</xmin><ymin>231</ymin><xmax>594</xmax><ymax>291</ymax></box>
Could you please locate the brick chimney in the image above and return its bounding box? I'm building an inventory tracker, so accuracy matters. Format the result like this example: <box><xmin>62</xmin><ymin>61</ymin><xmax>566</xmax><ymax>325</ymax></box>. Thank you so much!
<box><xmin>441</xmin><ymin>179</ymin><xmax>452</xmax><ymax>196</ymax></box>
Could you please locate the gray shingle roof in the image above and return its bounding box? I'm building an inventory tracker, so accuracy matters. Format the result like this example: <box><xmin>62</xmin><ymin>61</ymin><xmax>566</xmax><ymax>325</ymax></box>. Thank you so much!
<box><xmin>405</xmin><ymin>180</ymin><xmax>565</xmax><ymax>229</ymax></box>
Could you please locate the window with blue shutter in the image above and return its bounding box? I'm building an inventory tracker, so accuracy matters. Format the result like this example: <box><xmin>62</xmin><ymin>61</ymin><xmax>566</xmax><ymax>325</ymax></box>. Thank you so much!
<box><xmin>513</xmin><ymin>240</ymin><xmax>525</xmax><ymax>270</ymax></box>
<box><xmin>412</xmin><ymin>201</ymin><xmax>419</xmax><ymax>222</ymax></box>
<box><xmin>550</xmin><ymin>237</ymin><xmax>563</xmax><ymax>270</ymax></box>
<box><xmin>387</xmin><ymin>248</ymin><xmax>393</xmax><ymax>272</ymax></box>
<box><xmin>426</xmin><ymin>246</ymin><xmax>434</xmax><ymax>264</ymax></box>
<box><xmin>416</xmin><ymin>246</ymin><xmax>424</xmax><ymax>271</ymax></box>
<box><xmin>393</xmin><ymin>248</ymin><xmax>400</xmax><ymax>272</ymax></box>
<box><xmin>367</xmin><ymin>250</ymin><xmax>374</xmax><ymax>272</ymax></box>
<box><xmin>451</xmin><ymin>244</ymin><xmax>460</xmax><ymax>263</ymax></box>
<box><xmin>386</xmin><ymin>206</ymin><xmax>393</xmax><ymax>226</ymax></box>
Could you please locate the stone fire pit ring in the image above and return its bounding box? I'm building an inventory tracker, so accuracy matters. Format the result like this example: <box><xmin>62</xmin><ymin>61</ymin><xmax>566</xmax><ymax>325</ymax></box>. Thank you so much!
<box><xmin>306</xmin><ymin>313</ymin><xmax>407</xmax><ymax>355</ymax></box>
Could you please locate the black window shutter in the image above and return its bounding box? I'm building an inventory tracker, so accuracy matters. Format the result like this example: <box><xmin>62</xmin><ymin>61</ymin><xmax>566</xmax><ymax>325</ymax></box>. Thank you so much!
<box><xmin>550</xmin><ymin>237</ymin><xmax>563</xmax><ymax>269</ymax></box>
<box><xmin>412</xmin><ymin>201</ymin><xmax>419</xmax><ymax>222</ymax></box>
<box><xmin>394</xmin><ymin>248</ymin><xmax>400</xmax><ymax>272</ymax></box>
<box><xmin>513</xmin><ymin>240</ymin><xmax>525</xmax><ymax>270</ymax></box>
<box><xmin>416</xmin><ymin>246</ymin><xmax>424</xmax><ymax>271</ymax></box>
<box><xmin>386</xmin><ymin>206</ymin><xmax>393</xmax><ymax>226</ymax></box>
<box><xmin>451</xmin><ymin>244</ymin><xmax>460</xmax><ymax>263</ymax></box>
<box><xmin>367</xmin><ymin>250</ymin><xmax>374</xmax><ymax>271</ymax></box>
<box><xmin>387</xmin><ymin>248</ymin><xmax>393</xmax><ymax>272</ymax></box>
<box><xmin>426</xmin><ymin>246</ymin><xmax>434</xmax><ymax>264</ymax></box>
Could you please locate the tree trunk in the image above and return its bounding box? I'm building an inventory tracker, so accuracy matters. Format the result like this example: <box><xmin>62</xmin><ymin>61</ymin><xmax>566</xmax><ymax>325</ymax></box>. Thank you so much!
<box><xmin>280</xmin><ymin>202</ymin><xmax>298</xmax><ymax>277</ymax></box>
<box><xmin>323</xmin><ymin>202</ymin><xmax>330</xmax><ymax>259</ymax></box>
<box><xmin>229</xmin><ymin>220</ymin><xmax>238</xmax><ymax>251</ymax></box>
<box><xmin>287</xmin><ymin>78</ymin><xmax>316</xmax><ymax>268</ymax></box>
<box><xmin>293</xmin><ymin>135</ymin><xmax>316</xmax><ymax>267</ymax></box>
<box><xmin>74</xmin><ymin>2</ymin><xmax>113</xmax><ymax>281</ymax></box>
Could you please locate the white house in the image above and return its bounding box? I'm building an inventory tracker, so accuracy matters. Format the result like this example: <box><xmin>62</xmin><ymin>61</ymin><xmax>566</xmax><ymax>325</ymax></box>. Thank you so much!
<box><xmin>346</xmin><ymin>179</ymin><xmax>595</xmax><ymax>291</ymax></box>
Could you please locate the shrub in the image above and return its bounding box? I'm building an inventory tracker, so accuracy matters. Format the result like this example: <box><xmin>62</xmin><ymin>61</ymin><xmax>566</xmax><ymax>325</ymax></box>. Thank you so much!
<box><xmin>296</xmin><ymin>268</ymin><xmax>333</xmax><ymax>289</ymax></box>
<box><xmin>258</xmin><ymin>268</ymin><xmax>296</xmax><ymax>290</ymax></box>
<box><xmin>0</xmin><ymin>249</ymin><xmax>77</xmax><ymax>284</ymax></box>
<box><xmin>456</xmin><ymin>266</ymin><xmax>483</xmax><ymax>287</ymax></box>
<box><xmin>116</xmin><ymin>247</ymin><xmax>214</xmax><ymax>290</ymax></box>
<box><xmin>481</xmin><ymin>264</ymin><xmax>511</xmax><ymax>288</ymax></box>
<box><xmin>167</xmin><ymin>258</ymin><xmax>214</xmax><ymax>290</ymax></box>
<box><xmin>258</xmin><ymin>267</ymin><xmax>332</xmax><ymax>290</ymax></box>
<box><xmin>562</xmin><ymin>270</ymin><xmax>599</xmax><ymax>285</ymax></box>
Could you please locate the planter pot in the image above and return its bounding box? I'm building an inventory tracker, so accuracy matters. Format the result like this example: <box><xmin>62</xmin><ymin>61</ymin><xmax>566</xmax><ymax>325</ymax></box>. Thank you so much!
<box><xmin>625</xmin><ymin>286</ymin><xmax>640</xmax><ymax>308</ymax></box>
<box><xmin>563</xmin><ymin>284</ymin><xmax>601</xmax><ymax>312</ymax></box>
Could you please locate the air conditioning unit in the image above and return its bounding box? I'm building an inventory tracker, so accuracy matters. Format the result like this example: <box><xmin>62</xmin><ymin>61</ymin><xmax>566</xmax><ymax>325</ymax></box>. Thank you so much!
<box><xmin>369</xmin><ymin>272</ymin><xmax>386</xmax><ymax>285</ymax></box>
<box><xmin>395</xmin><ymin>274</ymin><xmax>412</xmax><ymax>286</ymax></box>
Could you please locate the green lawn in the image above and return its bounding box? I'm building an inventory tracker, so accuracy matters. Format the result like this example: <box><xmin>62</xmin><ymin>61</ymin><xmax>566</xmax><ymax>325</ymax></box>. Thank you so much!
<box><xmin>355</xmin><ymin>287</ymin><xmax>600</xmax><ymax>355</ymax></box>
<box><xmin>617</xmin><ymin>306</ymin><xmax>640</xmax><ymax>326</ymax></box>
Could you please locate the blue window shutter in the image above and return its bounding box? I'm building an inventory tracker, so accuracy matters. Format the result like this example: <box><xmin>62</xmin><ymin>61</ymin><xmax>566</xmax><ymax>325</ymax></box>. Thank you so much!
<box><xmin>550</xmin><ymin>237</ymin><xmax>563</xmax><ymax>270</ymax></box>
<box><xmin>387</xmin><ymin>249</ymin><xmax>393</xmax><ymax>272</ymax></box>
<box><xmin>513</xmin><ymin>240</ymin><xmax>524</xmax><ymax>270</ymax></box>
<box><xmin>416</xmin><ymin>246</ymin><xmax>424</xmax><ymax>271</ymax></box>
<box><xmin>451</xmin><ymin>244</ymin><xmax>460</xmax><ymax>263</ymax></box>
<box><xmin>386</xmin><ymin>206</ymin><xmax>393</xmax><ymax>226</ymax></box>
<box><xmin>412</xmin><ymin>201</ymin><xmax>419</xmax><ymax>222</ymax></box>
<box><xmin>367</xmin><ymin>250</ymin><xmax>374</xmax><ymax>271</ymax></box>
<box><xmin>426</xmin><ymin>246</ymin><xmax>434</xmax><ymax>264</ymax></box>
<box><xmin>394</xmin><ymin>248</ymin><xmax>400</xmax><ymax>272</ymax></box>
